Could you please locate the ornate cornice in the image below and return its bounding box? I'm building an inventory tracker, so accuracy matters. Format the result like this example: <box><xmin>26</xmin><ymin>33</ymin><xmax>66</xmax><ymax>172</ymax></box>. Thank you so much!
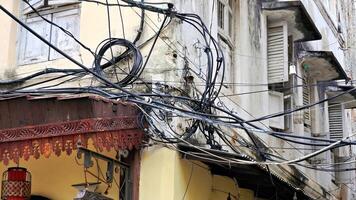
<box><xmin>0</xmin><ymin>117</ymin><xmax>144</xmax><ymax>165</ymax></box>
<box><xmin>0</xmin><ymin>116</ymin><xmax>139</xmax><ymax>143</ymax></box>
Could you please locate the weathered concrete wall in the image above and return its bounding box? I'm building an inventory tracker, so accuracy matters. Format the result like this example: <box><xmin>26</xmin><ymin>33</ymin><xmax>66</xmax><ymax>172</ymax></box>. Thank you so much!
<box><xmin>301</xmin><ymin>0</ymin><xmax>346</xmax><ymax>69</ymax></box>
<box><xmin>1</xmin><ymin>0</ymin><xmax>356</xmax><ymax>199</ymax></box>
<box><xmin>0</xmin><ymin>1</ymin><xmax>20</xmax><ymax>80</ymax></box>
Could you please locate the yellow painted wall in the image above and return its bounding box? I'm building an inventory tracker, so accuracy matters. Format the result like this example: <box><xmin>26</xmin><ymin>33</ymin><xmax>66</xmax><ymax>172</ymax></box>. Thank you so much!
<box><xmin>139</xmin><ymin>147</ymin><xmax>251</xmax><ymax>200</ymax></box>
<box><xmin>139</xmin><ymin>146</ymin><xmax>212</xmax><ymax>200</ymax></box>
<box><xmin>0</xmin><ymin>140</ymin><xmax>119</xmax><ymax>200</ymax></box>
<box><xmin>239</xmin><ymin>188</ymin><xmax>254</xmax><ymax>200</ymax></box>
<box><xmin>173</xmin><ymin>157</ymin><xmax>212</xmax><ymax>200</ymax></box>
<box><xmin>210</xmin><ymin>175</ymin><xmax>239</xmax><ymax>200</ymax></box>
<box><xmin>139</xmin><ymin>146</ymin><xmax>176</xmax><ymax>200</ymax></box>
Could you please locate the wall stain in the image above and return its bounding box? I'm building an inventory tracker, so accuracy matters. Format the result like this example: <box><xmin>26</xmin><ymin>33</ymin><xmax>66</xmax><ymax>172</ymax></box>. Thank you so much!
<box><xmin>248</xmin><ymin>0</ymin><xmax>262</xmax><ymax>50</ymax></box>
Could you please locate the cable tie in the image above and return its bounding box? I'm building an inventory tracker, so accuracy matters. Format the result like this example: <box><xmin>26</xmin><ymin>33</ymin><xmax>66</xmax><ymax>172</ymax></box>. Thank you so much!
<box><xmin>144</xmin><ymin>96</ymin><xmax>152</xmax><ymax>103</ymax></box>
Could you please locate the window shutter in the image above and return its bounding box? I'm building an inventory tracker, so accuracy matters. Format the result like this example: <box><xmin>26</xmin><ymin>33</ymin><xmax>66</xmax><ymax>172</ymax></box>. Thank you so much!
<box><xmin>219</xmin><ymin>40</ymin><xmax>232</xmax><ymax>83</ymax></box>
<box><xmin>23</xmin><ymin>0</ymin><xmax>46</xmax><ymax>14</ymax></box>
<box><xmin>328</xmin><ymin>104</ymin><xmax>344</xmax><ymax>140</ymax></box>
<box><xmin>217</xmin><ymin>1</ymin><xmax>225</xmax><ymax>30</ymax></box>
<box><xmin>284</xmin><ymin>95</ymin><xmax>292</xmax><ymax>130</ymax></box>
<box><xmin>303</xmin><ymin>75</ymin><xmax>311</xmax><ymax>126</ymax></box>
<box><xmin>267</xmin><ymin>22</ymin><xmax>288</xmax><ymax>84</ymax></box>
<box><xmin>18</xmin><ymin>15</ymin><xmax>51</xmax><ymax>65</ymax></box>
<box><xmin>269</xmin><ymin>91</ymin><xmax>284</xmax><ymax>129</ymax></box>
<box><xmin>47</xmin><ymin>0</ymin><xmax>78</xmax><ymax>6</ymax></box>
<box><xmin>49</xmin><ymin>8</ymin><xmax>80</xmax><ymax>60</ymax></box>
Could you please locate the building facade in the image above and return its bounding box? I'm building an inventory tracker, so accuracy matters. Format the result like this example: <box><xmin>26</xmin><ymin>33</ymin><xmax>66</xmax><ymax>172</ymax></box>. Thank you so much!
<box><xmin>0</xmin><ymin>0</ymin><xmax>356</xmax><ymax>199</ymax></box>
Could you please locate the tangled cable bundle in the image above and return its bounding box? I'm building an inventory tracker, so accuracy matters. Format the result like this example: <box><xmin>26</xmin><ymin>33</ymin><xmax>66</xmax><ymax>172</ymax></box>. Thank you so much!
<box><xmin>2</xmin><ymin>0</ymin><xmax>356</xmax><ymax>174</ymax></box>
<box><xmin>94</xmin><ymin>38</ymin><xmax>143</xmax><ymax>86</ymax></box>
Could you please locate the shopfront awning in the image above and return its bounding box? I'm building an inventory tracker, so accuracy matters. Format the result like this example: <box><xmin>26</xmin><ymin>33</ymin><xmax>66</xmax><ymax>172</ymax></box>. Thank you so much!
<box><xmin>0</xmin><ymin>95</ymin><xmax>144</xmax><ymax>165</ymax></box>
<box><xmin>299</xmin><ymin>51</ymin><xmax>349</xmax><ymax>81</ymax></box>
<box><xmin>263</xmin><ymin>1</ymin><xmax>321</xmax><ymax>42</ymax></box>
<box><xmin>179</xmin><ymin>144</ymin><xmax>331</xmax><ymax>200</ymax></box>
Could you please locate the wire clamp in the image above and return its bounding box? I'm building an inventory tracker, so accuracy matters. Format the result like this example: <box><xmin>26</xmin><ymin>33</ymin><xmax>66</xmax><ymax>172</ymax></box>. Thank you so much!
<box><xmin>144</xmin><ymin>96</ymin><xmax>152</xmax><ymax>103</ymax></box>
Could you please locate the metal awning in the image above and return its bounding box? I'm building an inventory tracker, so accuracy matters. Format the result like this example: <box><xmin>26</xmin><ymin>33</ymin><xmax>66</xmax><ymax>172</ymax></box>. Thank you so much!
<box><xmin>0</xmin><ymin>95</ymin><xmax>144</xmax><ymax>164</ymax></box>
<box><xmin>299</xmin><ymin>51</ymin><xmax>349</xmax><ymax>81</ymax></box>
<box><xmin>263</xmin><ymin>1</ymin><xmax>322</xmax><ymax>42</ymax></box>
<box><xmin>178</xmin><ymin>145</ymin><xmax>313</xmax><ymax>199</ymax></box>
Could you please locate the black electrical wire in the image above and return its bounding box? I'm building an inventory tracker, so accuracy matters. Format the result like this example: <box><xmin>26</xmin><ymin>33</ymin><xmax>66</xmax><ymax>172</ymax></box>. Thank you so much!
<box><xmin>94</xmin><ymin>11</ymin><xmax>169</xmax><ymax>87</ymax></box>
<box><xmin>0</xmin><ymin>68</ymin><xmax>83</xmax><ymax>85</ymax></box>
<box><xmin>21</xmin><ymin>0</ymin><xmax>147</xmax><ymax>88</ymax></box>
<box><xmin>12</xmin><ymin>85</ymin><xmax>353</xmax><ymax>147</ymax></box>
<box><xmin>245</xmin><ymin>87</ymin><xmax>356</xmax><ymax>123</ymax></box>
<box><xmin>104</xmin><ymin>0</ymin><xmax>121</xmax><ymax>84</ymax></box>
<box><xmin>0</xmin><ymin>5</ymin><xmax>146</xmax><ymax>101</ymax></box>
<box><xmin>5</xmin><ymin>0</ymin><xmax>356</xmax><ymax>166</ymax></box>
<box><xmin>102</xmin><ymin>91</ymin><xmax>356</xmax><ymax>146</ymax></box>
<box><xmin>80</xmin><ymin>0</ymin><xmax>225</xmax><ymax>104</ymax></box>
<box><xmin>94</xmin><ymin>38</ymin><xmax>143</xmax><ymax>86</ymax></box>
<box><xmin>132</xmin><ymin>0</ymin><xmax>145</xmax><ymax>44</ymax></box>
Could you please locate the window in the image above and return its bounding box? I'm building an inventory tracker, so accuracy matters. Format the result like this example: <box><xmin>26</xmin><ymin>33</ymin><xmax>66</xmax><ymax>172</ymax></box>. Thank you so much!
<box><xmin>328</xmin><ymin>103</ymin><xmax>344</xmax><ymax>141</ymax></box>
<box><xmin>266</xmin><ymin>21</ymin><xmax>290</xmax><ymax>130</ymax></box>
<box><xmin>19</xmin><ymin>1</ymin><xmax>80</xmax><ymax>65</ymax></box>
<box><xmin>302</xmin><ymin>73</ymin><xmax>311</xmax><ymax>130</ymax></box>
<box><xmin>23</xmin><ymin>0</ymin><xmax>78</xmax><ymax>14</ymax></box>
<box><xmin>267</xmin><ymin>21</ymin><xmax>288</xmax><ymax>84</ymax></box>
<box><xmin>217</xmin><ymin>1</ymin><xmax>224</xmax><ymax>30</ymax></box>
<box><xmin>217</xmin><ymin>0</ymin><xmax>235</xmax><ymax>83</ymax></box>
<box><xmin>219</xmin><ymin>37</ymin><xmax>233</xmax><ymax>82</ymax></box>
<box><xmin>217</xmin><ymin>0</ymin><xmax>234</xmax><ymax>39</ymax></box>
<box><xmin>269</xmin><ymin>91</ymin><xmax>284</xmax><ymax>129</ymax></box>
<box><xmin>284</xmin><ymin>95</ymin><xmax>292</xmax><ymax>130</ymax></box>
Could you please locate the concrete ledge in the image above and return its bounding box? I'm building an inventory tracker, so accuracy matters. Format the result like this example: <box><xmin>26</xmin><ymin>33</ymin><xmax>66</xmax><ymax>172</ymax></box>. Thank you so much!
<box><xmin>263</xmin><ymin>1</ymin><xmax>322</xmax><ymax>42</ymax></box>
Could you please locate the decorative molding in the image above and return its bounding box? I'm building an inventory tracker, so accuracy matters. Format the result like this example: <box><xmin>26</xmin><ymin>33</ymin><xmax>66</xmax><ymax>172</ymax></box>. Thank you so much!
<box><xmin>0</xmin><ymin>116</ymin><xmax>139</xmax><ymax>142</ymax></box>
<box><xmin>0</xmin><ymin>117</ymin><xmax>144</xmax><ymax>165</ymax></box>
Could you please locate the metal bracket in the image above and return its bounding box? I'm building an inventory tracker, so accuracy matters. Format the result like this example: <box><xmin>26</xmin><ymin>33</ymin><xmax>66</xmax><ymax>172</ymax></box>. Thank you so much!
<box><xmin>77</xmin><ymin>146</ymin><xmax>129</xmax><ymax>183</ymax></box>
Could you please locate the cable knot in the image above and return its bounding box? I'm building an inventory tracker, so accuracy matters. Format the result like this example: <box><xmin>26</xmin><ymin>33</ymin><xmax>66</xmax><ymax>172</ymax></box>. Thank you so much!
<box><xmin>204</xmin><ymin>47</ymin><xmax>212</xmax><ymax>53</ymax></box>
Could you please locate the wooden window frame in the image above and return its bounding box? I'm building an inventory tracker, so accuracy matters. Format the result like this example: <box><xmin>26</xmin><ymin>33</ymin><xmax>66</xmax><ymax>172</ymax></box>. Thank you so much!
<box><xmin>18</xmin><ymin>14</ymin><xmax>52</xmax><ymax>65</ymax></box>
<box><xmin>217</xmin><ymin>0</ymin><xmax>236</xmax><ymax>87</ymax></box>
<box><xmin>217</xmin><ymin>0</ymin><xmax>234</xmax><ymax>46</ymax></box>
<box><xmin>18</xmin><ymin>4</ymin><xmax>80</xmax><ymax>65</ymax></box>
<box><xmin>269</xmin><ymin>91</ymin><xmax>285</xmax><ymax>130</ymax></box>
<box><xmin>267</xmin><ymin>21</ymin><xmax>289</xmax><ymax>84</ymax></box>
<box><xmin>49</xmin><ymin>8</ymin><xmax>81</xmax><ymax>60</ymax></box>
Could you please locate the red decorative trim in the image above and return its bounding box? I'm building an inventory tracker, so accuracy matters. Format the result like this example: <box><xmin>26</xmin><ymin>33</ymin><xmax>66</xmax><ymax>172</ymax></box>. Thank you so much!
<box><xmin>0</xmin><ymin>116</ymin><xmax>139</xmax><ymax>143</ymax></box>
<box><xmin>0</xmin><ymin>117</ymin><xmax>144</xmax><ymax>165</ymax></box>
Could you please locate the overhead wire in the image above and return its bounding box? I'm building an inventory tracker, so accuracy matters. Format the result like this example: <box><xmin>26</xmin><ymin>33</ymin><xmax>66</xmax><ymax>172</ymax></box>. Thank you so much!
<box><xmin>3</xmin><ymin>1</ymin><xmax>356</xmax><ymax>177</ymax></box>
